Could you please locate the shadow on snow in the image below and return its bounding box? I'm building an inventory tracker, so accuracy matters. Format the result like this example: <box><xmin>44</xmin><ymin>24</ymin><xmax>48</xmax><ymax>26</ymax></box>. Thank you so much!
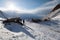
<box><xmin>4</xmin><ymin>23</ymin><xmax>35</xmax><ymax>39</ymax></box>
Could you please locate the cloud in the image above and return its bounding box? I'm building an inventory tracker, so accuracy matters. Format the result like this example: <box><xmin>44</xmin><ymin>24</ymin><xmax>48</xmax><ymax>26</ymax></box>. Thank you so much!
<box><xmin>30</xmin><ymin>0</ymin><xmax>60</xmax><ymax>13</ymax></box>
<box><xmin>0</xmin><ymin>0</ymin><xmax>59</xmax><ymax>14</ymax></box>
<box><xmin>42</xmin><ymin>0</ymin><xmax>58</xmax><ymax>6</ymax></box>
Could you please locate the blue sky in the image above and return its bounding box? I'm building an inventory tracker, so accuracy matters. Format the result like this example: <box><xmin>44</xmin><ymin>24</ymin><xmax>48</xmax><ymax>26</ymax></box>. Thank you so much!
<box><xmin>14</xmin><ymin>0</ymin><xmax>52</xmax><ymax>9</ymax></box>
<box><xmin>0</xmin><ymin>0</ymin><xmax>52</xmax><ymax>9</ymax></box>
<box><xmin>0</xmin><ymin>0</ymin><xmax>60</xmax><ymax>13</ymax></box>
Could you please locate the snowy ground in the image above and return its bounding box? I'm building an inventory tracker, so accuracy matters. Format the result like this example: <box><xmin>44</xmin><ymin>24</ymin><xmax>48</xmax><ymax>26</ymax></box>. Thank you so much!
<box><xmin>0</xmin><ymin>16</ymin><xmax>60</xmax><ymax>40</ymax></box>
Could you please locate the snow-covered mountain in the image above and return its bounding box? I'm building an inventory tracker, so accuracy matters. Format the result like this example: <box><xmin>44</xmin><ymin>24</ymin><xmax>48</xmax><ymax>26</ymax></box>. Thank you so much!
<box><xmin>0</xmin><ymin>4</ymin><xmax>60</xmax><ymax>40</ymax></box>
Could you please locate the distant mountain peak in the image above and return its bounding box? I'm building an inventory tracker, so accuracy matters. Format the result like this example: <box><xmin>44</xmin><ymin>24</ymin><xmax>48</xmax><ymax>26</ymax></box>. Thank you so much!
<box><xmin>0</xmin><ymin>10</ymin><xmax>3</xmax><ymax>13</ymax></box>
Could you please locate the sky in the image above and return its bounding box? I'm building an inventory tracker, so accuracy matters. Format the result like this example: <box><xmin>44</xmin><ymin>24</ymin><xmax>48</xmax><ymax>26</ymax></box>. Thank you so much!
<box><xmin>12</xmin><ymin>0</ymin><xmax>52</xmax><ymax>9</ymax></box>
<box><xmin>0</xmin><ymin>0</ymin><xmax>52</xmax><ymax>9</ymax></box>
<box><xmin>0</xmin><ymin>0</ymin><xmax>60</xmax><ymax>13</ymax></box>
